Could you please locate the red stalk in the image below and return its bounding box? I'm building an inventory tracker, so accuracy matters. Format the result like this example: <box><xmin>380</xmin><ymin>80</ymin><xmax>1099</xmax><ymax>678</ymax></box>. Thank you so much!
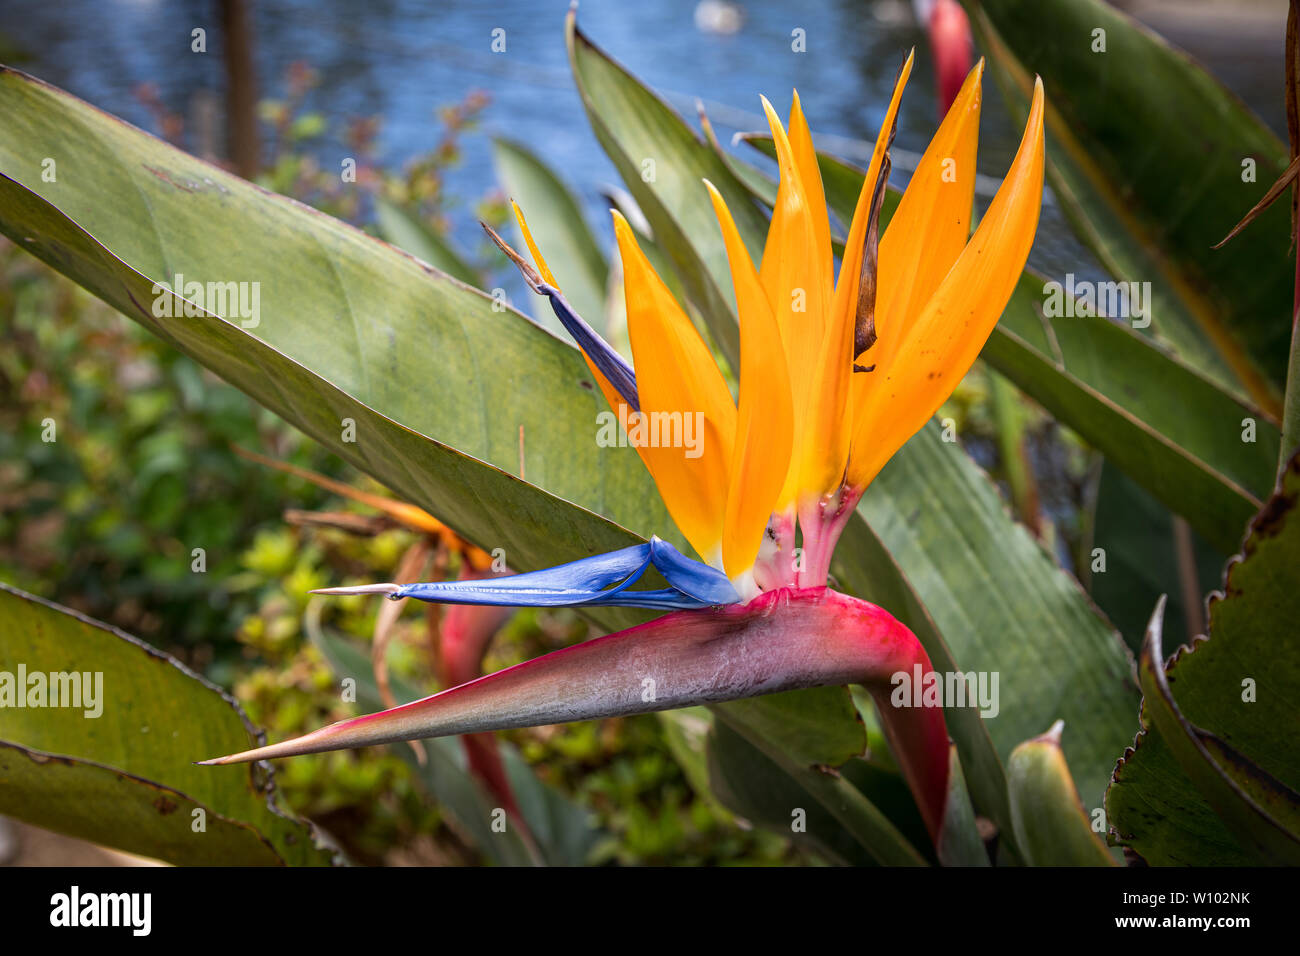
<box><xmin>753</xmin><ymin>508</ymin><xmax>798</xmax><ymax>591</ymax></box>
<box><xmin>203</xmin><ymin>588</ymin><xmax>952</xmax><ymax>843</ymax></box>
<box><xmin>436</xmin><ymin>589</ymin><xmax>519</xmax><ymax>823</ymax></box>
<box><xmin>796</xmin><ymin>485</ymin><xmax>864</xmax><ymax>587</ymax></box>
<box><xmin>927</xmin><ymin>0</ymin><xmax>974</xmax><ymax>119</ymax></box>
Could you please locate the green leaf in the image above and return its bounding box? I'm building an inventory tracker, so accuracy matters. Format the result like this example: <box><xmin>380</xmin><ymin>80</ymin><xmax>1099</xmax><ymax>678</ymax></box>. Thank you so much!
<box><xmin>1088</xmin><ymin>464</ymin><xmax>1225</xmax><ymax>652</ymax></box>
<box><xmin>0</xmin><ymin>65</ymin><xmax>674</xmax><ymax>639</ymax></box>
<box><xmin>1137</xmin><ymin>599</ymin><xmax>1300</xmax><ymax>865</ymax></box>
<box><xmin>500</xmin><ymin>746</ymin><xmax>602</xmax><ymax>866</ymax></box>
<box><xmin>1107</xmin><ymin>455</ymin><xmax>1300</xmax><ymax>864</ymax></box>
<box><xmin>491</xmin><ymin>136</ymin><xmax>609</xmax><ymax>331</ymax></box>
<box><xmin>830</xmin><ymin>518</ymin><xmax>1013</xmax><ymax>850</ymax></box>
<box><xmin>0</xmin><ymin>583</ymin><xmax>336</xmax><ymax>866</ymax></box>
<box><xmin>986</xmin><ymin>273</ymin><xmax>1281</xmax><ymax>556</ymax></box>
<box><xmin>1007</xmin><ymin>721</ymin><xmax>1116</xmax><ymax>866</ymax></box>
<box><xmin>713</xmin><ymin>688</ymin><xmax>866</xmax><ymax>769</ymax></box>
<box><xmin>712</xmin><ymin>709</ymin><xmax>929</xmax><ymax>866</ymax></box>
<box><xmin>706</xmin><ymin>720</ymin><xmax>882</xmax><ymax>866</ymax></box>
<box><xmin>965</xmin><ymin>0</ymin><xmax>1292</xmax><ymax>410</ymax></box>
<box><xmin>373</xmin><ymin>196</ymin><xmax>481</xmax><ymax>287</ymax></box>
<box><xmin>567</xmin><ymin>9</ymin><xmax>769</xmax><ymax>369</ymax></box>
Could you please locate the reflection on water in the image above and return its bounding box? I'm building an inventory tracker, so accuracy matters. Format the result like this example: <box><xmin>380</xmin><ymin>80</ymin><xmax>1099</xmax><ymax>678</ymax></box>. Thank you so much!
<box><xmin>0</xmin><ymin>0</ymin><xmax>1285</xmax><ymax>283</ymax></box>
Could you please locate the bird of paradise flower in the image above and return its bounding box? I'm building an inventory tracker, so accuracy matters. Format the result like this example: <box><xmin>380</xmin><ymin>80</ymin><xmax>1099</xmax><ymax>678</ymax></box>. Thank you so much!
<box><xmin>203</xmin><ymin>56</ymin><xmax>1045</xmax><ymax>855</ymax></box>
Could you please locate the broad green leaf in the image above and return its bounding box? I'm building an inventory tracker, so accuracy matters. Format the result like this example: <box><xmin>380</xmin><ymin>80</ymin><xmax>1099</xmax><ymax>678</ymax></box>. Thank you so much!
<box><xmin>0</xmin><ymin>65</ymin><xmax>674</xmax><ymax>641</ymax></box>
<box><xmin>706</xmin><ymin>721</ymin><xmax>878</xmax><ymax>865</ymax></box>
<box><xmin>712</xmin><ymin>708</ymin><xmax>929</xmax><ymax>866</ymax></box>
<box><xmin>491</xmin><ymin>136</ymin><xmax>608</xmax><ymax>331</ymax></box>
<box><xmin>0</xmin><ymin>583</ymin><xmax>336</xmax><ymax>866</ymax></box>
<box><xmin>1194</xmin><ymin>456</ymin><xmax>1300</xmax><ymax>795</ymax></box>
<box><xmin>373</xmin><ymin>196</ymin><xmax>481</xmax><ymax>287</ymax></box>
<box><xmin>1089</xmin><ymin>464</ymin><xmax>1225</xmax><ymax>652</ymax></box>
<box><xmin>1007</xmin><ymin>722</ymin><xmax>1116</xmax><ymax>866</ymax></box>
<box><xmin>831</xmin><ymin>521</ymin><xmax>1013</xmax><ymax>850</ymax></box>
<box><xmin>669</xmin><ymin>704</ymin><xmax>922</xmax><ymax>863</ymax></box>
<box><xmin>985</xmin><ymin>273</ymin><xmax>1280</xmax><ymax>555</ymax></box>
<box><xmin>855</xmin><ymin>425</ymin><xmax>1139</xmax><ymax>815</ymax></box>
<box><xmin>500</xmin><ymin>746</ymin><xmax>602</xmax><ymax>867</ymax></box>
<box><xmin>1107</xmin><ymin>456</ymin><xmax>1300</xmax><ymax>864</ymax></box>
<box><xmin>965</xmin><ymin>0</ymin><xmax>1292</xmax><ymax>410</ymax></box>
<box><xmin>1134</xmin><ymin>600</ymin><xmax>1300</xmax><ymax>865</ymax></box>
<box><xmin>714</xmin><ymin>688</ymin><xmax>866</xmax><ymax>769</ymax></box>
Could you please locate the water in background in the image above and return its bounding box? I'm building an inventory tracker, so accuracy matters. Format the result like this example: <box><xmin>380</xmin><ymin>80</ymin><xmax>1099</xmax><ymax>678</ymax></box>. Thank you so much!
<box><xmin>0</xmin><ymin>0</ymin><xmax>1286</xmax><ymax>285</ymax></box>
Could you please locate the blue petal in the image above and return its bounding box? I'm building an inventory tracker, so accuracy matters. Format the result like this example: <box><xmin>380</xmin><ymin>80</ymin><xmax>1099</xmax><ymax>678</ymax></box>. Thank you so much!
<box><xmin>538</xmin><ymin>283</ymin><xmax>639</xmax><ymax>412</ymax></box>
<box><xmin>391</xmin><ymin>537</ymin><xmax>739</xmax><ymax>609</ymax></box>
<box><xmin>480</xmin><ymin>220</ymin><xmax>638</xmax><ymax>410</ymax></box>
<box><xmin>646</xmin><ymin>537</ymin><xmax>742</xmax><ymax>606</ymax></box>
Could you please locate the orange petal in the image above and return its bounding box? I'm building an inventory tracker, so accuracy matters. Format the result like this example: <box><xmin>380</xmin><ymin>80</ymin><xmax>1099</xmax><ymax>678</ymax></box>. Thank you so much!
<box><xmin>831</xmin><ymin>52</ymin><xmax>914</xmax><ymax>335</ymax></box>
<box><xmin>511</xmin><ymin>199</ymin><xmax>559</xmax><ymax>289</ymax></box>
<box><xmin>759</xmin><ymin>95</ymin><xmax>833</xmax><ymax>505</ymax></box>
<box><xmin>846</xmin><ymin>77</ymin><xmax>1045</xmax><ymax>490</ymax></box>
<box><xmin>873</xmin><ymin>59</ymin><xmax>983</xmax><ymax>371</ymax></box>
<box><xmin>793</xmin><ymin>53</ymin><xmax>914</xmax><ymax>502</ymax></box>
<box><xmin>613</xmin><ymin>211</ymin><xmax>736</xmax><ymax>561</ymax></box>
<box><xmin>513</xmin><ymin>200</ymin><xmax>626</xmax><ymax>419</ymax></box>
<box><xmin>788</xmin><ymin>91</ymin><xmax>833</xmax><ymax>297</ymax></box>
<box><xmin>705</xmin><ymin>180</ymin><xmax>794</xmax><ymax>578</ymax></box>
